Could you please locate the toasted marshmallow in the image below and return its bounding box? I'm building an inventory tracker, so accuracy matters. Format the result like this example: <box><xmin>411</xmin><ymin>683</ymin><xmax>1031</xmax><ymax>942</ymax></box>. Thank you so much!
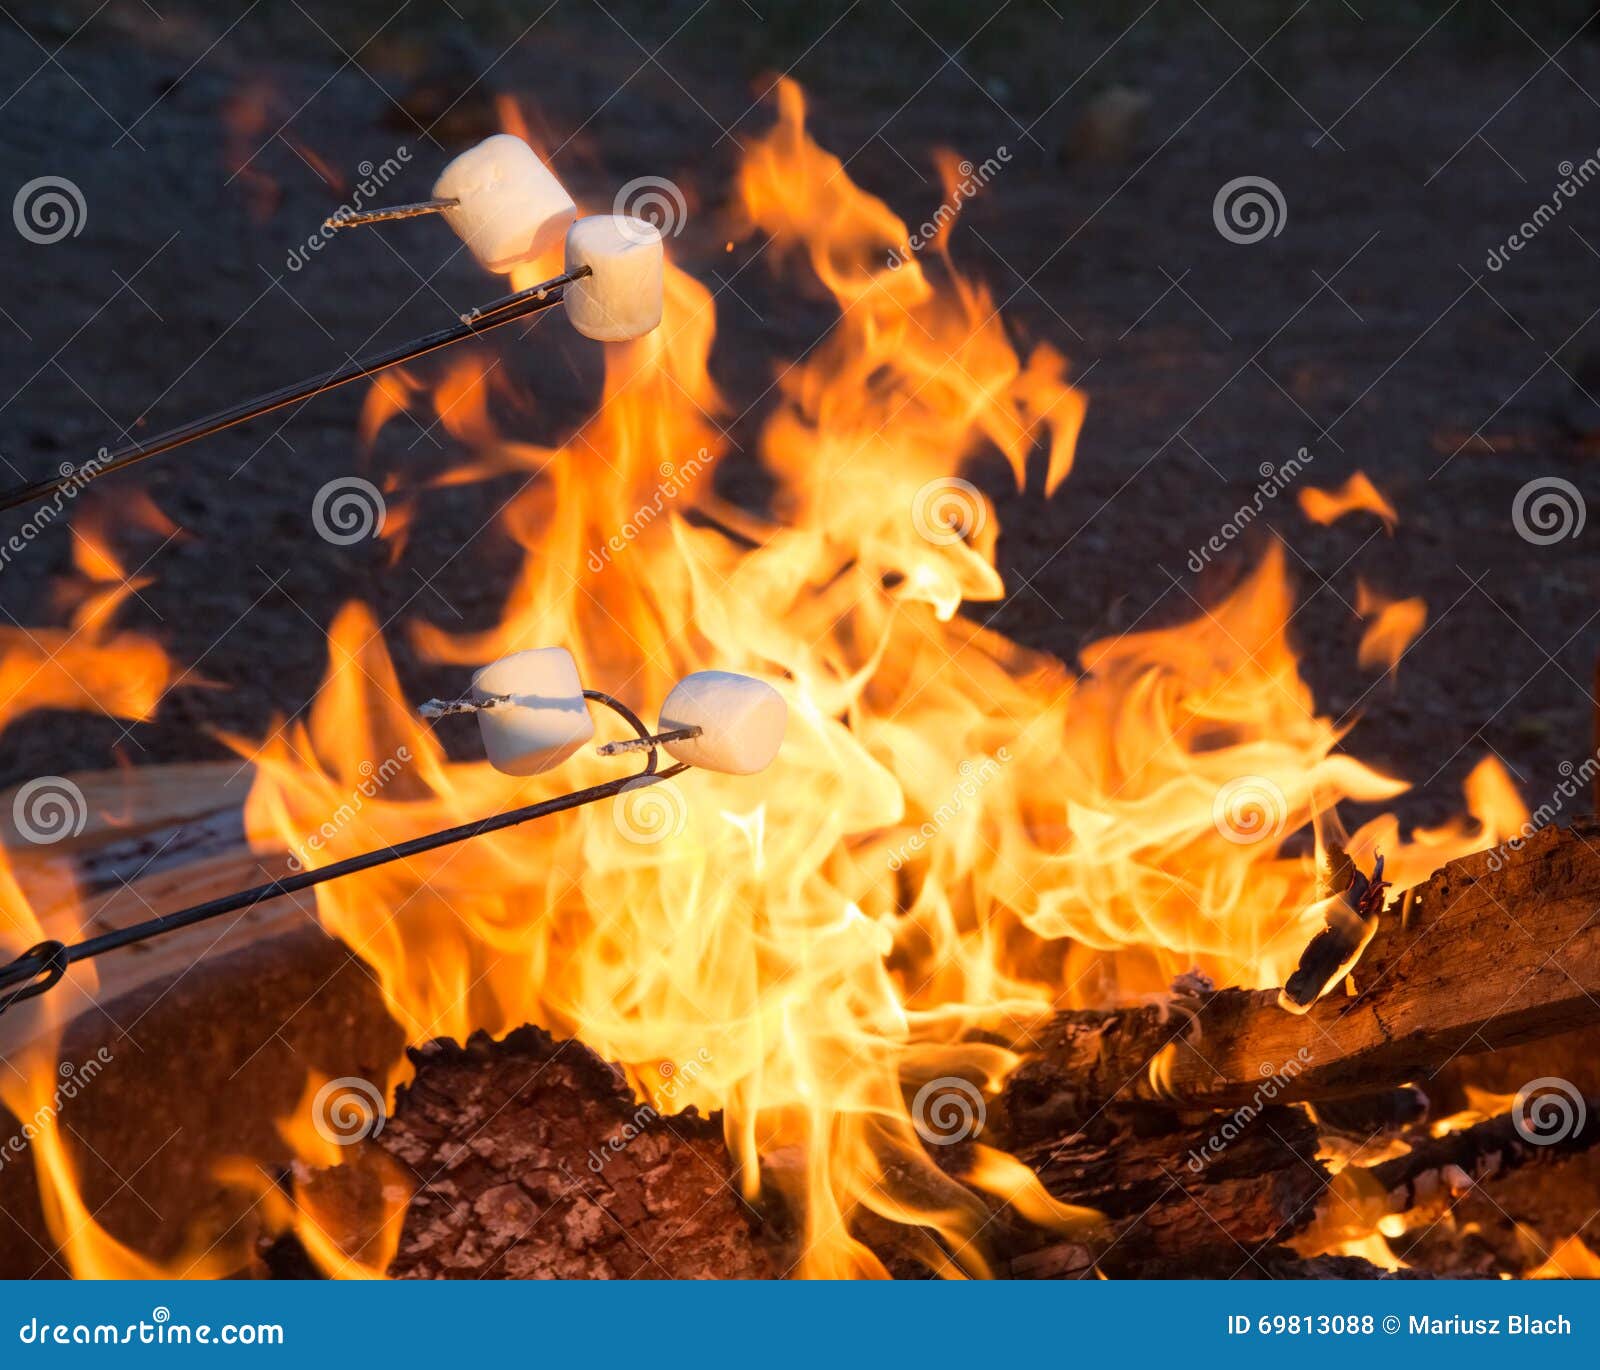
<box><xmin>563</xmin><ymin>215</ymin><xmax>664</xmax><ymax>341</ymax></box>
<box><xmin>471</xmin><ymin>647</ymin><xmax>593</xmax><ymax>776</ymax></box>
<box><xmin>433</xmin><ymin>134</ymin><xmax>576</xmax><ymax>274</ymax></box>
<box><xmin>658</xmin><ymin>671</ymin><xmax>786</xmax><ymax>775</ymax></box>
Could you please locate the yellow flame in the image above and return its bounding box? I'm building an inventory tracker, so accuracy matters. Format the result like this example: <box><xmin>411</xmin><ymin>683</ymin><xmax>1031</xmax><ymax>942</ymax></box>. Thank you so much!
<box><xmin>8</xmin><ymin>81</ymin><xmax>1545</xmax><ymax>1281</ymax></box>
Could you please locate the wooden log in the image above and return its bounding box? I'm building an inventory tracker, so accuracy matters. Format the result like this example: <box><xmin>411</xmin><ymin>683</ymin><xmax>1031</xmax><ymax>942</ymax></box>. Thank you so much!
<box><xmin>1002</xmin><ymin>821</ymin><xmax>1600</xmax><ymax>1135</ymax></box>
<box><xmin>293</xmin><ymin>1032</ymin><xmax>1342</xmax><ymax>1279</ymax></box>
<box><xmin>1369</xmin><ymin>1094</ymin><xmax>1600</xmax><ymax>1215</ymax></box>
<box><xmin>1008</xmin><ymin>1104</ymin><xmax>1328</xmax><ymax>1277</ymax></box>
<box><xmin>328</xmin><ymin>1027</ymin><xmax>779</xmax><ymax>1279</ymax></box>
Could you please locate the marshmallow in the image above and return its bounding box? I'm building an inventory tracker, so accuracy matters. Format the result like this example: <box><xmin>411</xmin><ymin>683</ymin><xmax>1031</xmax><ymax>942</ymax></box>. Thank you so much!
<box><xmin>563</xmin><ymin>215</ymin><xmax>664</xmax><ymax>341</ymax></box>
<box><xmin>471</xmin><ymin>648</ymin><xmax>594</xmax><ymax>776</ymax></box>
<box><xmin>658</xmin><ymin>671</ymin><xmax>786</xmax><ymax>775</ymax></box>
<box><xmin>433</xmin><ymin>134</ymin><xmax>576</xmax><ymax>274</ymax></box>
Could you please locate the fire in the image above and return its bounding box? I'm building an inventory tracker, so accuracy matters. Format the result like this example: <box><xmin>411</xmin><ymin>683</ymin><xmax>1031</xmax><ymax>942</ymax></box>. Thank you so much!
<box><xmin>227</xmin><ymin>80</ymin><xmax>1531</xmax><ymax>1278</ymax></box>
<box><xmin>1298</xmin><ymin>471</ymin><xmax>1399</xmax><ymax>531</ymax></box>
<box><xmin>0</xmin><ymin>622</ymin><xmax>190</xmax><ymax>1276</ymax></box>
<box><xmin>2</xmin><ymin>81</ymin><xmax>1543</xmax><ymax>1280</ymax></box>
<box><xmin>1529</xmin><ymin>1234</ymin><xmax>1600</xmax><ymax>1279</ymax></box>
<box><xmin>1355</xmin><ymin>579</ymin><xmax>1427</xmax><ymax>676</ymax></box>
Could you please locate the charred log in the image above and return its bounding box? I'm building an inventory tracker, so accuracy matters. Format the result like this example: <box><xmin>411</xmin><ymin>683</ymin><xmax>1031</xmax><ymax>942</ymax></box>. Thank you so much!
<box><xmin>1369</xmin><ymin>1094</ymin><xmax>1600</xmax><ymax>1216</ymax></box>
<box><xmin>1002</xmin><ymin>822</ymin><xmax>1600</xmax><ymax>1135</ymax></box>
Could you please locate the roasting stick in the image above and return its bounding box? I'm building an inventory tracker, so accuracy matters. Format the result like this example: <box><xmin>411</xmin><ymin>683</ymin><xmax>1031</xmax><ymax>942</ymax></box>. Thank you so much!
<box><xmin>0</xmin><ymin>690</ymin><xmax>688</xmax><ymax>1016</ymax></box>
<box><xmin>0</xmin><ymin>268</ymin><xmax>589</xmax><ymax>518</ymax></box>
<box><xmin>324</xmin><ymin>197</ymin><xmax>459</xmax><ymax>230</ymax></box>
<box><xmin>460</xmin><ymin>272</ymin><xmax>590</xmax><ymax>325</ymax></box>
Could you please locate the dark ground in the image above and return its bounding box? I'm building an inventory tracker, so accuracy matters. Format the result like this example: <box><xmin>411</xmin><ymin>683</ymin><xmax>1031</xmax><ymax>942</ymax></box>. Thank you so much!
<box><xmin>0</xmin><ymin>0</ymin><xmax>1596</xmax><ymax>829</ymax></box>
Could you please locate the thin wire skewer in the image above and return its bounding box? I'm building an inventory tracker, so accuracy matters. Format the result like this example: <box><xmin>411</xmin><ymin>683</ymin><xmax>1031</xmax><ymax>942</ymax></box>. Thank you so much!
<box><xmin>0</xmin><ymin>269</ymin><xmax>579</xmax><ymax>518</ymax></box>
<box><xmin>596</xmin><ymin>727</ymin><xmax>699</xmax><ymax>756</ymax></box>
<box><xmin>461</xmin><ymin>266</ymin><xmax>590</xmax><ymax>325</ymax></box>
<box><xmin>417</xmin><ymin>691</ymin><xmax>512</xmax><ymax>719</ymax></box>
<box><xmin>0</xmin><ymin>690</ymin><xmax>688</xmax><ymax>1017</ymax></box>
<box><xmin>324</xmin><ymin>197</ymin><xmax>459</xmax><ymax>232</ymax></box>
<box><xmin>419</xmin><ymin>686</ymin><xmax>699</xmax><ymax>754</ymax></box>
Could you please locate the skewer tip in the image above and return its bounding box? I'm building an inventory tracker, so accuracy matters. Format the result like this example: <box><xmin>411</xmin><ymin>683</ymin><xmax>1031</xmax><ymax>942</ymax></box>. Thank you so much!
<box><xmin>323</xmin><ymin>198</ymin><xmax>459</xmax><ymax>233</ymax></box>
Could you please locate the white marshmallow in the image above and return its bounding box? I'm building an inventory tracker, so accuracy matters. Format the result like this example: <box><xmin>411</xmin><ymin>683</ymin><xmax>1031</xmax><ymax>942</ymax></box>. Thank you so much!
<box><xmin>658</xmin><ymin>671</ymin><xmax>786</xmax><ymax>775</ymax></box>
<box><xmin>471</xmin><ymin>648</ymin><xmax>594</xmax><ymax>776</ymax></box>
<box><xmin>432</xmin><ymin>134</ymin><xmax>576</xmax><ymax>274</ymax></box>
<box><xmin>563</xmin><ymin>216</ymin><xmax>664</xmax><ymax>342</ymax></box>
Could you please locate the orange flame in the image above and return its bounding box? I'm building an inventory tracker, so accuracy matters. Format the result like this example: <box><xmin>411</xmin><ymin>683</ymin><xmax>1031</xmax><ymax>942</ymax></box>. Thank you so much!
<box><xmin>1299</xmin><ymin>471</ymin><xmax>1398</xmax><ymax>531</ymax></box>
<box><xmin>225</xmin><ymin>82</ymin><xmax>1540</xmax><ymax>1279</ymax></box>
<box><xmin>1355</xmin><ymin>579</ymin><xmax>1427</xmax><ymax>676</ymax></box>
<box><xmin>9</xmin><ymin>83</ymin><xmax>1545</xmax><ymax>1281</ymax></box>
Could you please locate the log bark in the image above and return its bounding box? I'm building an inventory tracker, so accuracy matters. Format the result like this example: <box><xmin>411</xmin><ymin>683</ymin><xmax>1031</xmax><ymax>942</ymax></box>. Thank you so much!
<box><xmin>1002</xmin><ymin>821</ymin><xmax>1600</xmax><ymax>1134</ymax></box>
<box><xmin>331</xmin><ymin>1027</ymin><xmax>779</xmax><ymax>1279</ymax></box>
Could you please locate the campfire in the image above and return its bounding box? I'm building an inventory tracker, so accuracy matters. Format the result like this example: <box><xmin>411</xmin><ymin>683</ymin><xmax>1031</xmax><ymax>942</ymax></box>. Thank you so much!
<box><xmin>1</xmin><ymin>78</ymin><xmax>1595</xmax><ymax>1282</ymax></box>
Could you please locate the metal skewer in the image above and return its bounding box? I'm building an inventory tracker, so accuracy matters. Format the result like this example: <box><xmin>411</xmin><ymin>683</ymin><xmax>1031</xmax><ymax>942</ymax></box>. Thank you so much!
<box><xmin>323</xmin><ymin>197</ymin><xmax>459</xmax><ymax>232</ymax></box>
<box><xmin>461</xmin><ymin>267</ymin><xmax>590</xmax><ymax>325</ymax></box>
<box><xmin>0</xmin><ymin>690</ymin><xmax>689</xmax><ymax>1017</ymax></box>
<box><xmin>0</xmin><ymin>268</ymin><xmax>589</xmax><ymax>518</ymax></box>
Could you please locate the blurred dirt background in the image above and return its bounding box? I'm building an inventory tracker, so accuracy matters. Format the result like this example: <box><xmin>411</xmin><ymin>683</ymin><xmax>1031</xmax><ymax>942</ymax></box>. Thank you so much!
<box><xmin>0</xmin><ymin>0</ymin><xmax>1596</xmax><ymax>830</ymax></box>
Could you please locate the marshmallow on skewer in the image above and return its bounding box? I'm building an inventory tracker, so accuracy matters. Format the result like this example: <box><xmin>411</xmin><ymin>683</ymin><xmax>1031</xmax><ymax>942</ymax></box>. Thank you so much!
<box><xmin>471</xmin><ymin>648</ymin><xmax>594</xmax><ymax>776</ymax></box>
<box><xmin>432</xmin><ymin>134</ymin><xmax>576</xmax><ymax>274</ymax></box>
<box><xmin>563</xmin><ymin>216</ymin><xmax>664</xmax><ymax>341</ymax></box>
<box><xmin>657</xmin><ymin>671</ymin><xmax>786</xmax><ymax>775</ymax></box>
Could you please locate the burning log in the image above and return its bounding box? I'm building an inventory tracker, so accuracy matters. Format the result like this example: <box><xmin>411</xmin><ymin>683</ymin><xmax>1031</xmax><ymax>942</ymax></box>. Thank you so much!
<box><xmin>1006</xmin><ymin>1104</ymin><xmax>1328</xmax><ymax>1278</ymax></box>
<box><xmin>1002</xmin><ymin>822</ymin><xmax>1600</xmax><ymax>1137</ymax></box>
<box><xmin>309</xmin><ymin>1027</ymin><xmax>777</xmax><ymax>1279</ymax></box>
<box><xmin>1368</xmin><ymin>1090</ymin><xmax>1600</xmax><ymax>1216</ymax></box>
<box><xmin>296</xmin><ymin>1033</ymin><xmax>1334</xmax><ymax>1279</ymax></box>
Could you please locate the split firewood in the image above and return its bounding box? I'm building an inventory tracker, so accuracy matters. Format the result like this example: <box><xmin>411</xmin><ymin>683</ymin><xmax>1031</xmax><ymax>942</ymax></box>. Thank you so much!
<box><xmin>1002</xmin><ymin>821</ymin><xmax>1600</xmax><ymax>1136</ymax></box>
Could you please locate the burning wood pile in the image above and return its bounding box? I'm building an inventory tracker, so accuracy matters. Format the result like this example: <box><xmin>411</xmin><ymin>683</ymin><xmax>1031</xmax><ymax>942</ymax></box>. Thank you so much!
<box><xmin>0</xmin><ymin>80</ymin><xmax>1595</xmax><ymax>1281</ymax></box>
